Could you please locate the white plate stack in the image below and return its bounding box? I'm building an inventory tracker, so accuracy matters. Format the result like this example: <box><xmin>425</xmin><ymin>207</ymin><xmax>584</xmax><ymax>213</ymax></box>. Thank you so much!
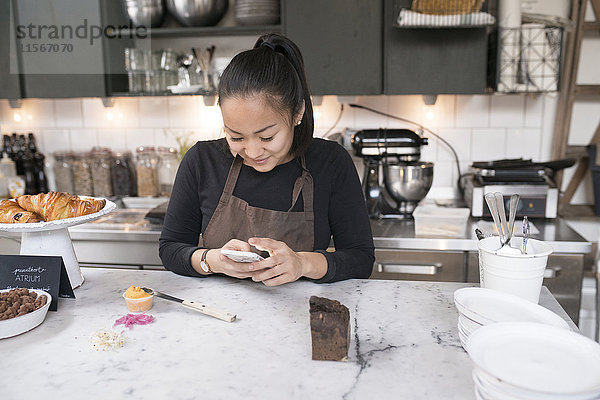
<box><xmin>467</xmin><ymin>322</ymin><xmax>600</xmax><ymax>400</ymax></box>
<box><xmin>235</xmin><ymin>0</ymin><xmax>280</xmax><ymax>26</ymax></box>
<box><xmin>453</xmin><ymin>287</ymin><xmax>569</xmax><ymax>351</ymax></box>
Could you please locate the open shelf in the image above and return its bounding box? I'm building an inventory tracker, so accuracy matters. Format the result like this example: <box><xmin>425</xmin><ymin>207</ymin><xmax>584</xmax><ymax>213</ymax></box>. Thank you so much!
<box><xmin>114</xmin><ymin>25</ymin><xmax>282</xmax><ymax>39</ymax></box>
<box><xmin>111</xmin><ymin>91</ymin><xmax>216</xmax><ymax>97</ymax></box>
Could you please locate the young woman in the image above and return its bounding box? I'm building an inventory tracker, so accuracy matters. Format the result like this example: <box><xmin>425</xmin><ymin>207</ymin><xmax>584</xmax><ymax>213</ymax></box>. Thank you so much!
<box><xmin>159</xmin><ymin>33</ymin><xmax>374</xmax><ymax>286</ymax></box>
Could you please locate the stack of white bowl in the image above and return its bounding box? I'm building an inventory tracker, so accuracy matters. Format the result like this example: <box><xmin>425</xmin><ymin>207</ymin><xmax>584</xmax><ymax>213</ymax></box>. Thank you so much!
<box><xmin>467</xmin><ymin>322</ymin><xmax>600</xmax><ymax>400</ymax></box>
<box><xmin>453</xmin><ymin>287</ymin><xmax>569</xmax><ymax>351</ymax></box>
<box><xmin>235</xmin><ymin>0</ymin><xmax>279</xmax><ymax>25</ymax></box>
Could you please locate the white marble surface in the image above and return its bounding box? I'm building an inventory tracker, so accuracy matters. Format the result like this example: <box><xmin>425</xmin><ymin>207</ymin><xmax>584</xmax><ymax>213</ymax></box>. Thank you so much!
<box><xmin>0</xmin><ymin>268</ymin><xmax>573</xmax><ymax>399</ymax></box>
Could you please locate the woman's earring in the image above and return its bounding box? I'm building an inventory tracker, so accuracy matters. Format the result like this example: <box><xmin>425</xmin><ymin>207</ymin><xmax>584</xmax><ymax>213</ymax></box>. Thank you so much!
<box><xmin>296</xmin><ymin>120</ymin><xmax>302</xmax><ymax>126</ymax></box>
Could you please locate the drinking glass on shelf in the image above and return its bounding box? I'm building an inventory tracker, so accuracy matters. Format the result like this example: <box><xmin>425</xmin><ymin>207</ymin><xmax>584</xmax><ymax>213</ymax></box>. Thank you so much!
<box><xmin>124</xmin><ymin>48</ymin><xmax>149</xmax><ymax>71</ymax></box>
<box><xmin>144</xmin><ymin>71</ymin><xmax>163</xmax><ymax>93</ymax></box>
<box><xmin>150</xmin><ymin>50</ymin><xmax>163</xmax><ymax>71</ymax></box>
<box><xmin>160</xmin><ymin>49</ymin><xmax>178</xmax><ymax>71</ymax></box>
<box><xmin>128</xmin><ymin>71</ymin><xmax>145</xmax><ymax>93</ymax></box>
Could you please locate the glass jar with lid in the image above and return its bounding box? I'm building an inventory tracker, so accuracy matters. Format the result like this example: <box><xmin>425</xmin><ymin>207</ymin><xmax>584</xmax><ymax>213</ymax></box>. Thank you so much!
<box><xmin>53</xmin><ymin>151</ymin><xmax>75</xmax><ymax>194</ymax></box>
<box><xmin>71</xmin><ymin>152</ymin><xmax>94</xmax><ymax>196</ymax></box>
<box><xmin>90</xmin><ymin>147</ymin><xmax>113</xmax><ymax>197</ymax></box>
<box><xmin>111</xmin><ymin>151</ymin><xmax>136</xmax><ymax>197</ymax></box>
<box><xmin>135</xmin><ymin>146</ymin><xmax>158</xmax><ymax>197</ymax></box>
<box><xmin>157</xmin><ymin>146</ymin><xmax>179</xmax><ymax>197</ymax></box>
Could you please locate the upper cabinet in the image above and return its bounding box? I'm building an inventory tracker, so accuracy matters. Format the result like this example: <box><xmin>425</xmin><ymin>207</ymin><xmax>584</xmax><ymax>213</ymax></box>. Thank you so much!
<box><xmin>285</xmin><ymin>0</ymin><xmax>490</xmax><ymax>96</ymax></box>
<box><xmin>283</xmin><ymin>0</ymin><xmax>383</xmax><ymax>96</ymax></box>
<box><xmin>384</xmin><ymin>0</ymin><xmax>490</xmax><ymax>94</ymax></box>
<box><xmin>0</xmin><ymin>0</ymin><xmax>22</xmax><ymax>99</ymax></box>
<box><xmin>1</xmin><ymin>0</ymin><xmax>493</xmax><ymax>99</ymax></box>
<box><xmin>1</xmin><ymin>0</ymin><xmax>130</xmax><ymax>99</ymax></box>
<box><xmin>6</xmin><ymin>0</ymin><xmax>127</xmax><ymax>98</ymax></box>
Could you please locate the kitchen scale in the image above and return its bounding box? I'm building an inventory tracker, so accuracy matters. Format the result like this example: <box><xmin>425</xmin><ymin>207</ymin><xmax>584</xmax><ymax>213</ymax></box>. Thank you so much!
<box><xmin>0</xmin><ymin>199</ymin><xmax>116</xmax><ymax>288</ymax></box>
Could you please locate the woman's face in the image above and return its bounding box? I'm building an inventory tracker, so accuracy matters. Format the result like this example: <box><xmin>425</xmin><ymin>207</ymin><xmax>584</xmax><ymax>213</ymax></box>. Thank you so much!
<box><xmin>221</xmin><ymin>95</ymin><xmax>298</xmax><ymax>172</ymax></box>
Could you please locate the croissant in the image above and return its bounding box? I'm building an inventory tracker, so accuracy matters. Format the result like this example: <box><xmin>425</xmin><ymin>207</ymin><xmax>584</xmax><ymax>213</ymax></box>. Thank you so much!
<box><xmin>0</xmin><ymin>200</ymin><xmax>43</xmax><ymax>223</ymax></box>
<box><xmin>15</xmin><ymin>192</ymin><xmax>106</xmax><ymax>221</ymax></box>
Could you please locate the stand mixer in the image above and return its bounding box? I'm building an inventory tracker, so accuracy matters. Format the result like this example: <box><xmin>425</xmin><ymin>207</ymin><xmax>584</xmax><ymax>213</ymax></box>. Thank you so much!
<box><xmin>351</xmin><ymin>129</ymin><xmax>434</xmax><ymax>219</ymax></box>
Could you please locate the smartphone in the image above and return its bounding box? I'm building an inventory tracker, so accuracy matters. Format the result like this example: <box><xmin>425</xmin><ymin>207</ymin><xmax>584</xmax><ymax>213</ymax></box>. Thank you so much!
<box><xmin>221</xmin><ymin>249</ymin><xmax>265</xmax><ymax>263</ymax></box>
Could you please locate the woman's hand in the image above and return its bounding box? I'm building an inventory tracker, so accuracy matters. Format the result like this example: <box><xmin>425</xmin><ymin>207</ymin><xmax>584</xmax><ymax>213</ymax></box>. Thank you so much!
<box><xmin>205</xmin><ymin>239</ymin><xmax>267</xmax><ymax>279</ymax></box>
<box><xmin>246</xmin><ymin>237</ymin><xmax>327</xmax><ymax>286</ymax></box>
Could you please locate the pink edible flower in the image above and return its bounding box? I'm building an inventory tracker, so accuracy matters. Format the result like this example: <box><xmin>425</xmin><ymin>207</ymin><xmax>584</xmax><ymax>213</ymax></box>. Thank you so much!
<box><xmin>114</xmin><ymin>313</ymin><xmax>154</xmax><ymax>329</ymax></box>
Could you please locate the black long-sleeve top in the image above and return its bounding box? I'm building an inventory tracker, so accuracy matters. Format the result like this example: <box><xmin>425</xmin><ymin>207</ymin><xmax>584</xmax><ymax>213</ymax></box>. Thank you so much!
<box><xmin>158</xmin><ymin>137</ymin><xmax>374</xmax><ymax>283</ymax></box>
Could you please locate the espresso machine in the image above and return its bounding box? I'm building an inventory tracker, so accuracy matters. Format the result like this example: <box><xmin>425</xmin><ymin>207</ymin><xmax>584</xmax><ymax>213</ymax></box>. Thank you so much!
<box><xmin>352</xmin><ymin>129</ymin><xmax>434</xmax><ymax>219</ymax></box>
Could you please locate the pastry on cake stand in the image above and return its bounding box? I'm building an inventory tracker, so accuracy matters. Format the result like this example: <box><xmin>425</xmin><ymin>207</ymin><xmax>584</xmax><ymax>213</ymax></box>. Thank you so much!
<box><xmin>0</xmin><ymin>199</ymin><xmax>117</xmax><ymax>289</ymax></box>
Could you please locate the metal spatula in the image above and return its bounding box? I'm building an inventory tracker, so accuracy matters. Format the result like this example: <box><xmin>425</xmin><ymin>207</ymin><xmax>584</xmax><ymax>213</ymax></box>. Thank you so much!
<box><xmin>141</xmin><ymin>287</ymin><xmax>236</xmax><ymax>322</ymax></box>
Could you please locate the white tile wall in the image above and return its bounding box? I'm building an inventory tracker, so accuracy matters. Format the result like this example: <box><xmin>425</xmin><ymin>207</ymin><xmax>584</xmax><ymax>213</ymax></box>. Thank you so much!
<box><xmin>436</xmin><ymin>128</ymin><xmax>471</xmax><ymax>162</ymax></box>
<box><xmin>506</xmin><ymin>128</ymin><xmax>541</xmax><ymax>160</ymax></box>
<box><xmin>40</xmin><ymin>129</ymin><xmax>71</xmax><ymax>153</ymax></box>
<box><xmin>524</xmin><ymin>95</ymin><xmax>544</xmax><ymax>128</ymax></box>
<box><xmin>54</xmin><ymin>99</ymin><xmax>83</xmax><ymax>128</ymax></box>
<box><xmin>70</xmin><ymin>129</ymin><xmax>98</xmax><ymax>152</ymax></box>
<box><xmin>139</xmin><ymin>97</ymin><xmax>169</xmax><ymax>128</ymax></box>
<box><xmin>456</xmin><ymin>95</ymin><xmax>490</xmax><ymax>128</ymax></box>
<box><xmin>0</xmin><ymin>91</ymin><xmax>582</xmax><ymax>202</ymax></box>
<box><xmin>471</xmin><ymin>128</ymin><xmax>507</xmax><ymax>161</ymax></box>
<box><xmin>490</xmin><ymin>95</ymin><xmax>525</xmax><ymax>128</ymax></box>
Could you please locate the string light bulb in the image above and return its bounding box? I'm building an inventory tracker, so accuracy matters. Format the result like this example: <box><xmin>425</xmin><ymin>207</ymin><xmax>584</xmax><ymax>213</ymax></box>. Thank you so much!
<box><xmin>422</xmin><ymin>94</ymin><xmax>438</xmax><ymax>122</ymax></box>
<box><xmin>313</xmin><ymin>105</ymin><xmax>322</xmax><ymax>121</ymax></box>
<box><xmin>425</xmin><ymin>107</ymin><xmax>435</xmax><ymax>121</ymax></box>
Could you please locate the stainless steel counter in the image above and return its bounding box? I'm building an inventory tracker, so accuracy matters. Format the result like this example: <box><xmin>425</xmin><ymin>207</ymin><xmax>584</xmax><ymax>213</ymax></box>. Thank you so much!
<box><xmin>1</xmin><ymin>209</ymin><xmax>590</xmax><ymax>264</ymax></box>
<box><xmin>371</xmin><ymin>218</ymin><xmax>592</xmax><ymax>254</ymax></box>
<box><xmin>65</xmin><ymin>209</ymin><xmax>592</xmax><ymax>252</ymax></box>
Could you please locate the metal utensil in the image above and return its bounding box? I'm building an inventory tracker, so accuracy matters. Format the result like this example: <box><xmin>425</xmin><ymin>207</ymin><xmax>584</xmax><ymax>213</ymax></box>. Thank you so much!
<box><xmin>141</xmin><ymin>287</ymin><xmax>236</xmax><ymax>322</ymax></box>
<box><xmin>521</xmin><ymin>216</ymin><xmax>530</xmax><ymax>254</ymax></box>
<box><xmin>176</xmin><ymin>53</ymin><xmax>194</xmax><ymax>87</ymax></box>
<box><xmin>495</xmin><ymin>192</ymin><xmax>509</xmax><ymax>246</ymax></box>
<box><xmin>507</xmin><ymin>194</ymin><xmax>520</xmax><ymax>245</ymax></box>
<box><xmin>475</xmin><ymin>228</ymin><xmax>485</xmax><ymax>241</ymax></box>
<box><xmin>485</xmin><ymin>192</ymin><xmax>504</xmax><ymax>247</ymax></box>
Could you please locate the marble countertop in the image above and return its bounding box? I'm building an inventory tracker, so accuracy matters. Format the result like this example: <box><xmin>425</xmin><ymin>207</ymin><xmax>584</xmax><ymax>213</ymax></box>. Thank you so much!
<box><xmin>0</xmin><ymin>268</ymin><xmax>574</xmax><ymax>399</ymax></box>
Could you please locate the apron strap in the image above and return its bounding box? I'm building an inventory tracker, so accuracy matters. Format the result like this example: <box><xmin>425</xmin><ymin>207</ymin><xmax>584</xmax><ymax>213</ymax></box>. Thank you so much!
<box><xmin>287</xmin><ymin>156</ymin><xmax>314</xmax><ymax>213</ymax></box>
<box><xmin>221</xmin><ymin>155</ymin><xmax>243</xmax><ymax>202</ymax></box>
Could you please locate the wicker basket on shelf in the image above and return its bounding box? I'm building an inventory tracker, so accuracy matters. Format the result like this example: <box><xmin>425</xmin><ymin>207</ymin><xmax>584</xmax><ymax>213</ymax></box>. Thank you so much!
<box><xmin>411</xmin><ymin>0</ymin><xmax>484</xmax><ymax>15</ymax></box>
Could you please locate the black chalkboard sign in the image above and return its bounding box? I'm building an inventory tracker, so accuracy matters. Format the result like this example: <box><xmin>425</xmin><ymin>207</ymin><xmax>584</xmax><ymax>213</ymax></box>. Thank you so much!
<box><xmin>0</xmin><ymin>255</ymin><xmax>75</xmax><ymax>311</ymax></box>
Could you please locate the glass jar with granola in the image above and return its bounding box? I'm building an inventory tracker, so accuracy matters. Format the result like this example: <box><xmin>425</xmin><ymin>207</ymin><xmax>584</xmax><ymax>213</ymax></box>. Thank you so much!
<box><xmin>135</xmin><ymin>146</ymin><xmax>158</xmax><ymax>197</ymax></box>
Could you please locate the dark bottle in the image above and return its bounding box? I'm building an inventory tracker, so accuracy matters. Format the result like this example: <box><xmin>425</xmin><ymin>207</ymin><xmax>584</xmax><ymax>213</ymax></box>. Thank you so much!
<box><xmin>21</xmin><ymin>150</ymin><xmax>37</xmax><ymax>194</ymax></box>
<box><xmin>14</xmin><ymin>134</ymin><xmax>26</xmax><ymax>176</ymax></box>
<box><xmin>27</xmin><ymin>133</ymin><xmax>38</xmax><ymax>153</ymax></box>
<box><xmin>34</xmin><ymin>152</ymin><xmax>48</xmax><ymax>193</ymax></box>
<box><xmin>10</xmin><ymin>133</ymin><xmax>18</xmax><ymax>160</ymax></box>
<box><xmin>2</xmin><ymin>135</ymin><xmax>12</xmax><ymax>159</ymax></box>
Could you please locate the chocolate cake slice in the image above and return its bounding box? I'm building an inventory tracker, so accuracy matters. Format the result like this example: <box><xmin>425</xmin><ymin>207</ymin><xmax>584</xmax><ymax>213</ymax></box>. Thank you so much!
<box><xmin>309</xmin><ymin>296</ymin><xmax>350</xmax><ymax>361</ymax></box>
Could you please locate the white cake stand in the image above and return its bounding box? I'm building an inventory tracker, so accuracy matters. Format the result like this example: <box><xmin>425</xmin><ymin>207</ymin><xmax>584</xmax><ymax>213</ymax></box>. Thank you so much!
<box><xmin>0</xmin><ymin>199</ymin><xmax>117</xmax><ymax>289</ymax></box>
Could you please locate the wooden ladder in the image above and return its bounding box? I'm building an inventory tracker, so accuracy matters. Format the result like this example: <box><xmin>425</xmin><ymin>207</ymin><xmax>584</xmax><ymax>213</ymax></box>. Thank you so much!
<box><xmin>551</xmin><ymin>0</ymin><xmax>600</xmax><ymax>207</ymax></box>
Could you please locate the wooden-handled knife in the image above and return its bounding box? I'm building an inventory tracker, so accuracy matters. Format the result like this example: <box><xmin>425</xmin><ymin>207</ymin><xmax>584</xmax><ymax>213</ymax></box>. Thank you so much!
<box><xmin>141</xmin><ymin>287</ymin><xmax>236</xmax><ymax>322</ymax></box>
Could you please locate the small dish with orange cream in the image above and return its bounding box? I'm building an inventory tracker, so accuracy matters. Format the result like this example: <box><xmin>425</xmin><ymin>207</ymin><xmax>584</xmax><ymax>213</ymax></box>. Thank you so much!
<box><xmin>123</xmin><ymin>286</ymin><xmax>153</xmax><ymax>313</ymax></box>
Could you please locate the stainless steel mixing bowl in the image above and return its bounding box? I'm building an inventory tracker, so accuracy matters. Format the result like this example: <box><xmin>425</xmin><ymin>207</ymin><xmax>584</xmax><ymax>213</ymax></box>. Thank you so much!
<box><xmin>165</xmin><ymin>0</ymin><xmax>229</xmax><ymax>27</ymax></box>
<box><xmin>124</xmin><ymin>0</ymin><xmax>165</xmax><ymax>28</ymax></box>
<box><xmin>383</xmin><ymin>161</ymin><xmax>434</xmax><ymax>205</ymax></box>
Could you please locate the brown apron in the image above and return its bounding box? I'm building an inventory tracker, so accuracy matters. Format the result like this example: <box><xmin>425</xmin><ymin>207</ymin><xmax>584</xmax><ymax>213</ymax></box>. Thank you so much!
<box><xmin>200</xmin><ymin>155</ymin><xmax>315</xmax><ymax>253</ymax></box>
